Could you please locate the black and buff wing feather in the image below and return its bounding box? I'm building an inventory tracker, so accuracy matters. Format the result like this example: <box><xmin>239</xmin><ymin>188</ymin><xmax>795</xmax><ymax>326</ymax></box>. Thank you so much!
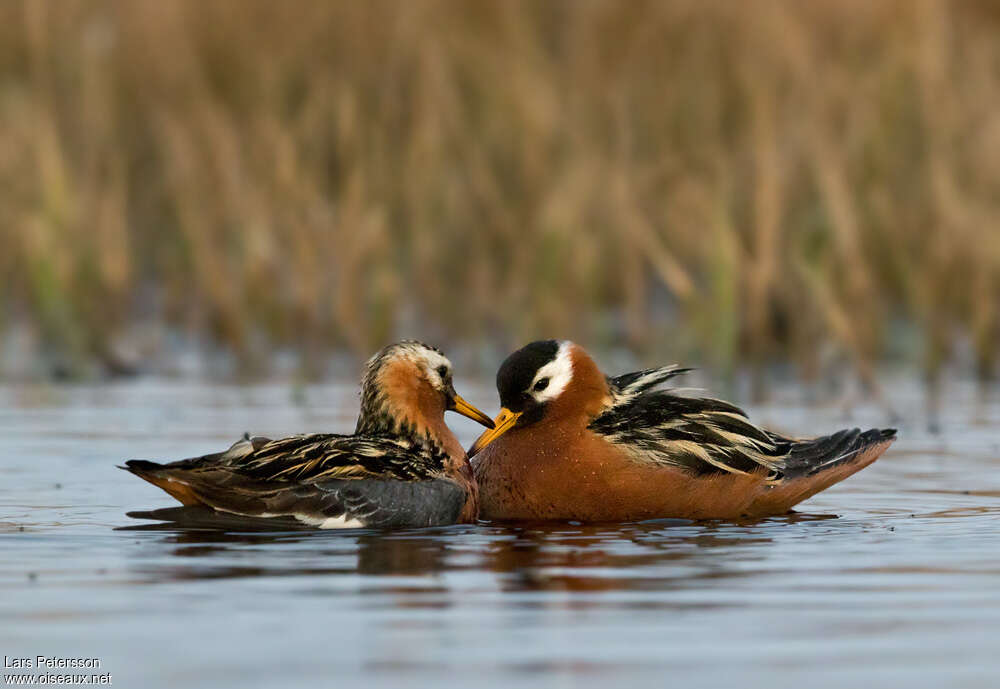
<box><xmin>123</xmin><ymin>433</ymin><xmax>466</xmax><ymax>527</ymax></box>
<box><xmin>591</xmin><ymin>366</ymin><xmax>893</xmax><ymax>481</ymax></box>
<box><xmin>236</xmin><ymin>433</ymin><xmax>450</xmax><ymax>482</ymax></box>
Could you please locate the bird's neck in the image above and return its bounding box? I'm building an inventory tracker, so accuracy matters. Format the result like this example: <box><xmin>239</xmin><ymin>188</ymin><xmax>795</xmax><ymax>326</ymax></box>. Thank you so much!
<box><xmin>547</xmin><ymin>346</ymin><xmax>613</xmax><ymax>423</ymax></box>
<box><xmin>356</xmin><ymin>397</ymin><xmax>469</xmax><ymax>473</ymax></box>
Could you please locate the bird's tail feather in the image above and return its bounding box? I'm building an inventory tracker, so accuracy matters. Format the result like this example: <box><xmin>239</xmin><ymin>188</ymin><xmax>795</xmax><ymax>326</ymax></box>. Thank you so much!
<box><xmin>748</xmin><ymin>427</ymin><xmax>896</xmax><ymax>516</ymax></box>
<box><xmin>780</xmin><ymin>427</ymin><xmax>896</xmax><ymax>479</ymax></box>
<box><xmin>121</xmin><ymin>459</ymin><xmax>206</xmax><ymax>506</ymax></box>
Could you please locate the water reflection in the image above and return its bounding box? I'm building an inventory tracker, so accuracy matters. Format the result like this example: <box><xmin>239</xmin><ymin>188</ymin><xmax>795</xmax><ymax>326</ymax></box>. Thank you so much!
<box><xmin>122</xmin><ymin>507</ymin><xmax>314</xmax><ymax>532</ymax></box>
<box><xmin>355</xmin><ymin>533</ymin><xmax>450</xmax><ymax>576</ymax></box>
<box><xmin>116</xmin><ymin>506</ymin><xmax>838</xmax><ymax>596</ymax></box>
<box><xmin>119</xmin><ymin>507</ymin><xmax>461</xmax><ymax>581</ymax></box>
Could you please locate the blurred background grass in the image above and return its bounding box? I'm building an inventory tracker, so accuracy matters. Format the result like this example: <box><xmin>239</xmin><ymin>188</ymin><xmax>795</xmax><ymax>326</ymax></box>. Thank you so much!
<box><xmin>0</xmin><ymin>0</ymin><xmax>998</xmax><ymax>396</ymax></box>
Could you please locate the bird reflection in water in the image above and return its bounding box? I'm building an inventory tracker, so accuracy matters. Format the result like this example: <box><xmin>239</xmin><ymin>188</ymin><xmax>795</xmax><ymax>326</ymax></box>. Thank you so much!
<box><xmin>118</xmin><ymin>506</ymin><xmax>836</xmax><ymax>599</ymax></box>
<box><xmin>119</xmin><ymin>507</ymin><xmax>844</xmax><ymax>593</ymax></box>
<box><xmin>118</xmin><ymin>506</ymin><xmax>458</xmax><ymax>584</ymax></box>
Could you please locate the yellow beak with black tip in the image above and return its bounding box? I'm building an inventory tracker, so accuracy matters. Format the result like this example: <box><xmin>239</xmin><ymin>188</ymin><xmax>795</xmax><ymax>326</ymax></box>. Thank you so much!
<box><xmin>468</xmin><ymin>407</ymin><xmax>522</xmax><ymax>457</ymax></box>
<box><xmin>450</xmin><ymin>393</ymin><xmax>496</xmax><ymax>429</ymax></box>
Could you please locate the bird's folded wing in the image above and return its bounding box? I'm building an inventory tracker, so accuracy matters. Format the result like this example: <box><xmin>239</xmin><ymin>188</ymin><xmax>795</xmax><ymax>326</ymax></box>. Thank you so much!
<box><xmin>234</xmin><ymin>433</ymin><xmax>448</xmax><ymax>482</ymax></box>
<box><xmin>589</xmin><ymin>386</ymin><xmax>792</xmax><ymax>477</ymax></box>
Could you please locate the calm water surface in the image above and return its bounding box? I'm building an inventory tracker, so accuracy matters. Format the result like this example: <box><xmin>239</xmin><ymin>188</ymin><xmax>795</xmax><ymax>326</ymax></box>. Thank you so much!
<box><xmin>1</xmin><ymin>380</ymin><xmax>998</xmax><ymax>688</ymax></box>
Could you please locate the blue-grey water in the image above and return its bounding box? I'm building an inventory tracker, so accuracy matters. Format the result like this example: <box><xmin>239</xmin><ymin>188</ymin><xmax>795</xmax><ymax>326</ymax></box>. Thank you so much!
<box><xmin>1</xmin><ymin>380</ymin><xmax>998</xmax><ymax>688</ymax></box>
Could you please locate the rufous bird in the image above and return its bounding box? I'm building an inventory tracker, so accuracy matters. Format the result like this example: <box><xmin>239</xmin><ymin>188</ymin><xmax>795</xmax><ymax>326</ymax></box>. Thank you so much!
<box><xmin>470</xmin><ymin>340</ymin><xmax>895</xmax><ymax>521</ymax></box>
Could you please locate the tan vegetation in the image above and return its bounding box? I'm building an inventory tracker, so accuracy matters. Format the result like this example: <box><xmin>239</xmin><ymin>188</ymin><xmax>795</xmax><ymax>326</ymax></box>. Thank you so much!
<box><xmin>1</xmin><ymin>0</ymin><xmax>998</xmax><ymax>385</ymax></box>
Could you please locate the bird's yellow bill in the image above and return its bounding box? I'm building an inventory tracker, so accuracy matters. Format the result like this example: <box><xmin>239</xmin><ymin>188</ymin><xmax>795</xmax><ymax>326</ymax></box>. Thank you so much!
<box><xmin>451</xmin><ymin>394</ymin><xmax>496</xmax><ymax>429</ymax></box>
<box><xmin>468</xmin><ymin>407</ymin><xmax>522</xmax><ymax>457</ymax></box>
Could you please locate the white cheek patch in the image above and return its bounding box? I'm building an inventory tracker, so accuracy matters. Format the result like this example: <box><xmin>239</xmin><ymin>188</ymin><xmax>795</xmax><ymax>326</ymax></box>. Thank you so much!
<box><xmin>402</xmin><ymin>345</ymin><xmax>451</xmax><ymax>388</ymax></box>
<box><xmin>530</xmin><ymin>341</ymin><xmax>573</xmax><ymax>403</ymax></box>
<box><xmin>421</xmin><ymin>349</ymin><xmax>451</xmax><ymax>387</ymax></box>
<box><xmin>421</xmin><ymin>349</ymin><xmax>450</xmax><ymax>374</ymax></box>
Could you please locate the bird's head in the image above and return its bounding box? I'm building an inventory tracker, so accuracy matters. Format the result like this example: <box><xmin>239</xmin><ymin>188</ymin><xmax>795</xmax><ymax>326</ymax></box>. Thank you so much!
<box><xmin>356</xmin><ymin>341</ymin><xmax>494</xmax><ymax>441</ymax></box>
<box><xmin>468</xmin><ymin>340</ymin><xmax>609</xmax><ymax>457</ymax></box>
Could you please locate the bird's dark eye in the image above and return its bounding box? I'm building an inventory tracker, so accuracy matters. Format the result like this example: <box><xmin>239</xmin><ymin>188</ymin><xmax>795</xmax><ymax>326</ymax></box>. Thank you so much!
<box><xmin>533</xmin><ymin>378</ymin><xmax>549</xmax><ymax>392</ymax></box>
<box><xmin>436</xmin><ymin>365</ymin><xmax>449</xmax><ymax>380</ymax></box>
